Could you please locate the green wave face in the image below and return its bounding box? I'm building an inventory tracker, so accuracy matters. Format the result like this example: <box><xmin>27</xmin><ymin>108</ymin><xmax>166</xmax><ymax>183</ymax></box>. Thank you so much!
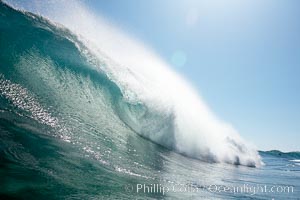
<box><xmin>0</xmin><ymin>2</ymin><xmax>129</xmax><ymax>143</ymax></box>
<box><xmin>0</xmin><ymin>3</ymin><xmax>144</xmax><ymax>198</ymax></box>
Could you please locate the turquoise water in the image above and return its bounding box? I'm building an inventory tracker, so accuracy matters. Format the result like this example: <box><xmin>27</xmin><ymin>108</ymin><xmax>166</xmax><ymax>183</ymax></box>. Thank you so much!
<box><xmin>0</xmin><ymin>2</ymin><xmax>299</xmax><ymax>199</ymax></box>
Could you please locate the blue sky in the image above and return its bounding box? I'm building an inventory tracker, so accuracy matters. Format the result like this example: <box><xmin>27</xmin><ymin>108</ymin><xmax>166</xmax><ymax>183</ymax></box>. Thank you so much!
<box><xmin>84</xmin><ymin>0</ymin><xmax>300</xmax><ymax>151</ymax></box>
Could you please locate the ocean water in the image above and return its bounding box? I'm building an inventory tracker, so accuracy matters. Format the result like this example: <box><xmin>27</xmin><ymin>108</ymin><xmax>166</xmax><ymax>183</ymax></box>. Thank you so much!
<box><xmin>0</xmin><ymin>2</ymin><xmax>299</xmax><ymax>199</ymax></box>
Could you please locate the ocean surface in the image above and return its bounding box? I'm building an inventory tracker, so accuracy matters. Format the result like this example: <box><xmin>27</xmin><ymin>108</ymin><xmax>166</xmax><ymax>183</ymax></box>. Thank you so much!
<box><xmin>0</xmin><ymin>2</ymin><xmax>299</xmax><ymax>199</ymax></box>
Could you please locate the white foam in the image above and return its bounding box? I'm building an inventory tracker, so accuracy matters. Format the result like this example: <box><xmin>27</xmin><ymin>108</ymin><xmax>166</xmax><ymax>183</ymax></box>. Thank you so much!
<box><xmin>290</xmin><ymin>159</ymin><xmax>300</xmax><ymax>162</ymax></box>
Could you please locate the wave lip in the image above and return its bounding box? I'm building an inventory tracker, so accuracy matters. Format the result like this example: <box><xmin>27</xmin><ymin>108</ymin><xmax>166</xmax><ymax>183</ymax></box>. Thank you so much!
<box><xmin>1</xmin><ymin>1</ymin><xmax>263</xmax><ymax>167</ymax></box>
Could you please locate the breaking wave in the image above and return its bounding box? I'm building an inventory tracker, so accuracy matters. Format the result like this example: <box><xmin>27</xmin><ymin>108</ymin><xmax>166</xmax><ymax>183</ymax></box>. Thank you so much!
<box><xmin>0</xmin><ymin>1</ymin><xmax>262</xmax><ymax>167</ymax></box>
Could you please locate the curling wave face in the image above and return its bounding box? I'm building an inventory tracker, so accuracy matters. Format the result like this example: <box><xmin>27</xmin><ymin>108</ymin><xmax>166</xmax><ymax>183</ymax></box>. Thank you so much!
<box><xmin>0</xmin><ymin>1</ymin><xmax>262</xmax><ymax>167</ymax></box>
